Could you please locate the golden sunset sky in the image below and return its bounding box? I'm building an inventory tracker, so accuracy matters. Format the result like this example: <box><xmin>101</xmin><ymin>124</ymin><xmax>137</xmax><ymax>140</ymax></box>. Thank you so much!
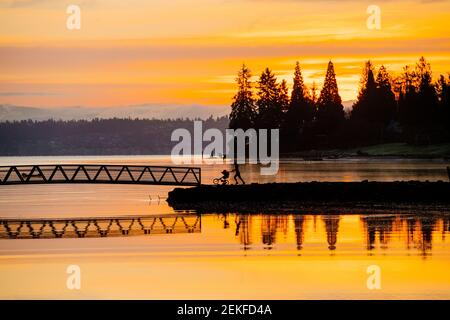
<box><xmin>0</xmin><ymin>0</ymin><xmax>449</xmax><ymax>108</ymax></box>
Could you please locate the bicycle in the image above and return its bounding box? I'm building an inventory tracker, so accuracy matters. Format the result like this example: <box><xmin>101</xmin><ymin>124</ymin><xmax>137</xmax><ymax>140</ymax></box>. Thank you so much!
<box><xmin>213</xmin><ymin>177</ymin><xmax>229</xmax><ymax>185</ymax></box>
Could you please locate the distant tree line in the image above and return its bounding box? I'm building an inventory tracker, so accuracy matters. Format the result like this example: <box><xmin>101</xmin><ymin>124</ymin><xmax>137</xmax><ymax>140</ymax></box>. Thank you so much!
<box><xmin>229</xmin><ymin>57</ymin><xmax>450</xmax><ymax>151</ymax></box>
<box><xmin>0</xmin><ymin>117</ymin><xmax>228</xmax><ymax>156</ymax></box>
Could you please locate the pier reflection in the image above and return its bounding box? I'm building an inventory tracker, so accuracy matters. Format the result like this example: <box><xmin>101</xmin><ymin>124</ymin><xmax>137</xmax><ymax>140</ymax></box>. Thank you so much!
<box><xmin>0</xmin><ymin>214</ymin><xmax>201</xmax><ymax>239</ymax></box>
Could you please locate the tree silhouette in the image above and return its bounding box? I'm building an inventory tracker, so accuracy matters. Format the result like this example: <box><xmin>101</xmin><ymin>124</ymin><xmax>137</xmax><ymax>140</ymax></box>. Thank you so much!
<box><xmin>285</xmin><ymin>62</ymin><xmax>312</xmax><ymax>130</ymax></box>
<box><xmin>396</xmin><ymin>57</ymin><xmax>439</xmax><ymax>143</ymax></box>
<box><xmin>256</xmin><ymin>68</ymin><xmax>284</xmax><ymax>129</ymax></box>
<box><xmin>229</xmin><ymin>64</ymin><xmax>256</xmax><ymax>130</ymax></box>
<box><xmin>310</xmin><ymin>81</ymin><xmax>318</xmax><ymax>110</ymax></box>
<box><xmin>278</xmin><ymin>79</ymin><xmax>290</xmax><ymax>114</ymax></box>
<box><xmin>316</xmin><ymin>61</ymin><xmax>345</xmax><ymax>134</ymax></box>
<box><xmin>397</xmin><ymin>65</ymin><xmax>418</xmax><ymax>130</ymax></box>
<box><xmin>351</xmin><ymin>62</ymin><xmax>396</xmax><ymax>144</ymax></box>
<box><xmin>415</xmin><ymin>57</ymin><xmax>438</xmax><ymax>129</ymax></box>
<box><xmin>352</xmin><ymin>61</ymin><xmax>377</xmax><ymax>122</ymax></box>
<box><xmin>375</xmin><ymin>65</ymin><xmax>396</xmax><ymax>126</ymax></box>
<box><xmin>437</xmin><ymin>74</ymin><xmax>450</xmax><ymax>136</ymax></box>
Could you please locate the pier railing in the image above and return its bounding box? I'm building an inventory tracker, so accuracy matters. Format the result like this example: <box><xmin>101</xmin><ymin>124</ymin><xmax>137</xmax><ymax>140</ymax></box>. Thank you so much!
<box><xmin>0</xmin><ymin>164</ymin><xmax>201</xmax><ymax>186</ymax></box>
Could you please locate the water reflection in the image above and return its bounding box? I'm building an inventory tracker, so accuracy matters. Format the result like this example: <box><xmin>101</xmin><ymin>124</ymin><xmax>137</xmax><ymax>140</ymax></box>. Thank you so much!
<box><xmin>230</xmin><ymin>213</ymin><xmax>449</xmax><ymax>256</ymax></box>
<box><xmin>2</xmin><ymin>212</ymin><xmax>449</xmax><ymax>257</ymax></box>
<box><xmin>0</xmin><ymin>214</ymin><xmax>201</xmax><ymax>239</ymax></box>
<box><xmin>294</xmin><ymin>215</ymin><xmax>305</xmax><ymax>250</ymax></box>
<box><xmin>323</xmin><ymin>215</ymin><xmax>340</xmax><ymax>251</ymax></box>
<box><xmin>362</xmin><ymin>215</ymin><xmax>446</xmax><ymax>256</ymax></box>
<box><xmin>362</xmin><ymin>215</ymin><xmax>395</xmax><ymax>250</ymax></box>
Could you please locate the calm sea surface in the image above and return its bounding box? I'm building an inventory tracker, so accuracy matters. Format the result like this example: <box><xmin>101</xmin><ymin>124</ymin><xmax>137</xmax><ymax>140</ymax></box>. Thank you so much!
<box><xmin>0</xmin><ymin>156</ymin><xmax>449</xmax><ymax>299</ymax></box>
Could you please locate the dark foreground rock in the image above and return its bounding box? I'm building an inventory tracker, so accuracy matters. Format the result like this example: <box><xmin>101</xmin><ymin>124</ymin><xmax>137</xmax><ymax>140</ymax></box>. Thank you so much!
<box><xmin>167</xmin><ymin>181</ymin><xmax>450</xmax><ymax>213</ymax></box>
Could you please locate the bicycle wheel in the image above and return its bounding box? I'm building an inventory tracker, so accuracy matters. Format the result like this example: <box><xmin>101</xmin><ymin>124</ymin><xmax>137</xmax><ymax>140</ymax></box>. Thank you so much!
<box><xmin>213</xmin><ymin>178</ymin><xmax>220</xmax><ymax>185</ymax></box>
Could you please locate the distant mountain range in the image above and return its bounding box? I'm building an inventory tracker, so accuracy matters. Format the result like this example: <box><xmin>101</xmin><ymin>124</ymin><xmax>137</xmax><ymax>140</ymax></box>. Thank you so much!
<box><xmin>0</xmin><ymin>104</ymin><xmax>230</xmax><ymax>121</ymax></box>
<box><xmin>0</xmin><ymin>101</ymin><xmax>355</xmax><ymax>121</ymax></box>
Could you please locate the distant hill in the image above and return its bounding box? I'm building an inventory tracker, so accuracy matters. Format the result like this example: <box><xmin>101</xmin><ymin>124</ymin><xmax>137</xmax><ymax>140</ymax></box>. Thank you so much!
<box><xmin>0</xmin><ymin>117</ymin><xmax>229</xmax><ymax>156</ymax></box>
<box><xmin>0</xmin><ymin>102</ymin><xmax>355</xmax><ymax>122</ymax></box>
<box><xmin>0</xmin><ymin>104</ymin><xmax>230</xmax><ymax>121</ymax></box>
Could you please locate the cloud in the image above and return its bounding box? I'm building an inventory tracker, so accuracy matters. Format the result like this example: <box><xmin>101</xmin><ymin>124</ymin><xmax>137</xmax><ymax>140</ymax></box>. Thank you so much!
<box><xmin>1</xmin><ymin>37</ymin><xmax>449</xmax><ymax>67</ymax></box>
<box><xmin>0</xmin><ymin>92</ymin><xmax>60</xmax><ymax>96</ymax></box>
<box><xmin>0</xmin><ymin>0</ymin><xmax>51</xmax><ymax>8</ymax></box>
<box><xmin>0</xmin><ymin>0</ymin><xmax>93</xmax><ymax>8</ymax></box>
<box><xmin>243</xmin><ymin>0</ymin><xmax>447</xmax><ymax>2</ymax></box>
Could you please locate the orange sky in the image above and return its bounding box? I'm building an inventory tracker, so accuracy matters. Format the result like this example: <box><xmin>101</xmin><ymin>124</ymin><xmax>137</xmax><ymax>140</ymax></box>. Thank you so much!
<box><xmin>0</xmin><ymin>0</ymin><xmax>449</xmax><ymax>107</ymax></box>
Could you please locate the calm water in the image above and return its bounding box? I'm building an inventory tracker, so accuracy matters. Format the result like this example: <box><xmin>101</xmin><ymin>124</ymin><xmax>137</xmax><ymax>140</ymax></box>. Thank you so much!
<box><xmin>0</xmin><ymin>156</ymin><xmax>449</xmax><ymax>299</ymax></box>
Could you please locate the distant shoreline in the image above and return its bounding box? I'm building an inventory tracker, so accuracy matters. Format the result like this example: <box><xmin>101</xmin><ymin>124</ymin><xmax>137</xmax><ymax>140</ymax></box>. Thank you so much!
<box><xmin>282</xmin><ymin>142</ymin><xmax>450</xmax><ymax>160</ymax></box>
<box><xmin>0</xmin><ymin>142</ymin><xmax>449</xmax><ymax>159</ymax></box>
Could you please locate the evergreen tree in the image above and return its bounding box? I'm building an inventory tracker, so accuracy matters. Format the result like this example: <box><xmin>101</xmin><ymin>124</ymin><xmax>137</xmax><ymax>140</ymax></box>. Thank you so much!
<box><xmin>285</xmin><ymin>62</ymin><xmax>312</xmax><ymax>130</ymax></box>
<box><xmin>256</xmin><ymin>68</ymin><xmax>284</xmax><ymax>128</ymax></box>
<box><xmin>351</xmin><ymin>62</ymin><xmax>397</xmax><ymax>144</ymax></box>
<box><xmin>351</xmin><ymin>61</ymin><xmax>377</xmax><ymax>122</ymax></box>
<box><xmin>436</xmin><ymin>74</ymin><xmax>450</xmax><ymax>137</ymax></box>
<box><xmin>397</xmin><ymin>65</ymin><xmax>418</xmax><ymax>129</ymax></box>
<box><xmin>352</xmin><ymin>62</ymin><xmax>396</xmax><ymax>126</ymax></box>
<box><xmin>278</xmin><ymin>79</ymin><xmax>290</xmax><ymax>113</ymax></box>
<box><xmin>229</xmin><ymin>64</ymin><xmax>256</xmax><ymax>130</ymax></box>
<box><xmin>397</xmin><ymin>57</ymin><xmax>438</xmax><ymax>142</ymax></box>
<box><xmin>375</xmin><ymin>65</ymin><xmax>396</xmax><ymax>125</ymax></box>
<box><xmin>316</xmin><ymin>61</ymin><xmax>345</xmax><ymax>133</ymax></box>
<box><xmin>436</xmin><ymin>74</ymin><xmax>449</xmax><ymax>109</ymax></box>
<box><xmin>415</xmin><ymin>56</ymin><xmax>438</xmax><ymax>128</ymax></box>
<box><xmin>310</xmin><ymin>81</ymin><xmax>318</xmax><ymax>115</ymax></box>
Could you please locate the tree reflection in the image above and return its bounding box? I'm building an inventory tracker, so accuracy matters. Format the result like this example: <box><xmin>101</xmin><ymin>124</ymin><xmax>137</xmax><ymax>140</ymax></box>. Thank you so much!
<box><xmin>362</xmin><ymin>215</ymin><xmax>395</xmax><ymax>250</ymax></box>
<box><xmin>322</xmin><ymin>215</ymin><xmax>340</xmax><ymax>251</ymax></box>
<box><xmin>227</xmin><ymin>213</ymin><xmax>447</xmax><ymax>255</ymax></box>
<box><xmin>294</xmin><ymin>215</ymin><xmax>306</xmax><ymax>250</ymax></box>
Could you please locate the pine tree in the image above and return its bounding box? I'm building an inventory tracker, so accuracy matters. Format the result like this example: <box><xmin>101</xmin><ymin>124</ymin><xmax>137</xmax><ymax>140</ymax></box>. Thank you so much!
<box><xmin>256</xmin><ymin>68</ymin><xmax>284</xmax><ymax>128</ymax></box>
<box><xmin>436</xmin><ymin>74</ymin><xmax>450</xmax><ymax>135</ymax></box>
<box><xmin>415</xmin><ymin>56</ymin><xmax>438</xmax><ymax>128</ymax></box>
<box><xmin>229</xmin><ymin>64</ymin><xmax>256</xmax><ymax>130</ymax></box>
<box><xmin>436</xmin><ymin>75</ymin><xmax>449</xmax><ymax>107</ymax></box>
<box><xmin>278</xmin><ymin>79</ymin><xmax>290</xmax><ymax>113</ymax></box>
<box><xmin>286</xmin><ymin>62</ymin><xmax>312</xmax><ymax>130</ymax></box>
<box><xmin>316</xmin><ymin>61</ymin><xmax>345</xmax><ymax>133</ymax></box>
<box><xmin>351</xmin><ymin>62</ymin><xmax>397</xmax><ymax>144</ymax></box>
<box><xmin>397</xmin><ymin>65</ymin><xmax>419</xmax><ymax>129</ymax></box>
<box><xmin>310</xmin><ymin>81</ymin><xmax>318</xmax><ymax>113</ymax></box>
<box><xmin>397</xmin><ymin>57</ymin><xmax>438</xmax><ymax>138</ymax></box>
<box><xmin>375</xmin><ymin>65</ymin><xmax>396</xmax><ymax>125</ymax></box>
<box><xmin>351</xmin><ymin>61</ymin><xmax>377</xmax><ymax>122</ymax></box>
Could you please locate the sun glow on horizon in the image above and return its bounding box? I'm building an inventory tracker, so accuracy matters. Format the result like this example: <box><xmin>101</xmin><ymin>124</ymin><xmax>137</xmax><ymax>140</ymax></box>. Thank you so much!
<box><xmin>0</xmin><ymin>0</ymin><xmax>449</xmax><ymax>107</ymax></box>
